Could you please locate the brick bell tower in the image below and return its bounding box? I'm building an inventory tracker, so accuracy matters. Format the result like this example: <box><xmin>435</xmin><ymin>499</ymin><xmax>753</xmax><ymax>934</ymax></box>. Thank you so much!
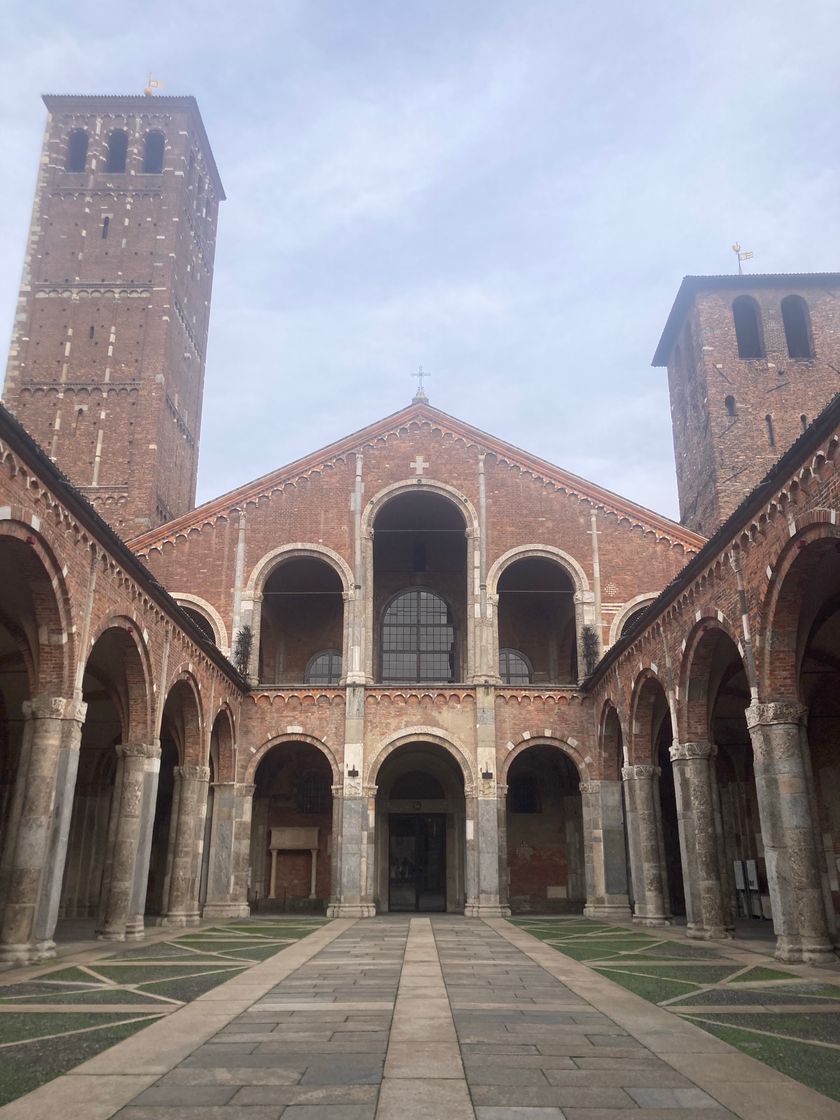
<box><xmin>653</xmin><ymin>273</ymin><xmax>840</xmax><ymax>536</ymax></box>
<box><xmin>2</xmin><ymin>93</ymin><xmax>224</xmax><ymax>534</ymax></box>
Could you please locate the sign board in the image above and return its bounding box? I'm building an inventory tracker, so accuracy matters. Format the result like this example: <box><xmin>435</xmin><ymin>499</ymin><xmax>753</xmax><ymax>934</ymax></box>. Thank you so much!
<box><xmin>270</xmin><ymin>827</ymin><xmax>319</xmax><ymax>851</ymax></box>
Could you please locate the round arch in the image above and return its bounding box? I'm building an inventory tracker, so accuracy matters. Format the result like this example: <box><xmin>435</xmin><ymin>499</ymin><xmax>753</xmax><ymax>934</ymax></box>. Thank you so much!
<box><xmin>608</xmin><ymin>594</ymin><xmax>658</xmax><ymax>647</ymax></box>
<box><xmin>487</xmin><ymin>544</ymin><xmax>590</xmax><ymax>597</ymax></box>
<box><xmin>173</xmin><ymin>593</ymin><xmax>230</xmax><ymax>653</ymax></box>
<box><xmin>367</xmin><ymin>726</ymin><xmax>476</xmax><ymax>790</ymax></box>
<box><xmin>87</xmin><ymin>615</ymin><xmax>154</xmax><ymax>742</ymax></box>
<box><xmin>678</xmin><ymin>617</ymin><xmax>747</xmax><ymax>743</ymax></box>
<box><xmin>245</xmin><ymin>543</ymin><xmax>354</xmax><ymax>600</ymax></box>
<box><xmin>629</xmin><ymin>668</ymin><xmax>671</xmax><ymax>765</ymax></box>
<box><xmin>599</xmin><ymin>700</ymin><xmax>626</xmax><ymax>779</ymax></box>
<box><xmin>362</xmin><ymin>478</ymin><xmax>479</xmax><ymax>540</ymax></box>
<box><xmin>501</xmin><ymin>735</ymin><xmax>590</xmax><ymax>785</ymax></box>
<box><xmin>244</xmin><ymin>733</ymin><xmax>340</xmax><ymax>786</ymax></box>
<box><xmin>159</xmin><ymin>668</ymin><xmax>204</xmax><ymax>765</ymax></box>
<box><xmin>209</xmin><ymin>703</ymin><xmax>236</xmax><ymax>783</ymax></box>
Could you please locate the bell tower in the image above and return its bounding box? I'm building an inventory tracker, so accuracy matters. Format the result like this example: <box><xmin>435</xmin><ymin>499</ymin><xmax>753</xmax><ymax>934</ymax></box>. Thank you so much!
<box><xmin>2</xmin><ymin>93</ymin><xmax>224</xmax><ymax>534</ymax></box>
<box><xmin>653</xmin><ymin>274</ymin><xmax>840</xmax><ymax>536</ymax></box>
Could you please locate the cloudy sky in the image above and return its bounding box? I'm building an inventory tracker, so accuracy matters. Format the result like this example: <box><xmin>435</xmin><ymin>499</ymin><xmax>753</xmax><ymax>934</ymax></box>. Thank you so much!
<box><xmin>1</xmin><ymin>1</ymin><xmax>838</xmax><ymax>519</ymax></box>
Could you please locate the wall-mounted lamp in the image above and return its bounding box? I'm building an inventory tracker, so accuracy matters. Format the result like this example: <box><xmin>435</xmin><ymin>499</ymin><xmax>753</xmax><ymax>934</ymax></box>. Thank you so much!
<box><xmin>481</xmin><ymin>769</ymin><xmax>494</xmax><ymax>780</ymax></box>
<box><xmin>347</xmin><ymin>766</ymin><xmax>359</xmax><ymax>778</ymax></box>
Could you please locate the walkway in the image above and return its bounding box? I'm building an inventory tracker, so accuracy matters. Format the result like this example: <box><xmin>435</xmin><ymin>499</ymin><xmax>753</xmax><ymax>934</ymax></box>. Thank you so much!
<box><xmin>1</xmin><ymin>917</ymin><xmax>837</xmax><ymax>1120</ymax></box>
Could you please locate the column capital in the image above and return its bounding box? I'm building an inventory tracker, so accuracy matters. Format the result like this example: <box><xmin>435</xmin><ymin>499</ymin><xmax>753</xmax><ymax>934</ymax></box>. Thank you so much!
<box><xmin>669</xmin><ymin>740</ymin><xmax>713</xmax><ymax>762</ymax></box>
<box><xmin>176</xmin><ymin>764</ymin><xmax>211</xmax><ymax>782</ymax></box>
<box><xmin>117</xmin><ymin>741</ymin><xmax>160</xmax><ymax>760</ymax></box>
<box><xmin>579</xmin><ymin>780</ymin><xmax>601</xmax><ymax>794</ymax></box>
<box><xmin>23</xmin><ymin>695</ymin><xmax>87</xmax><ymax>723</ymax></box>
<box><xmin>235</xmin><ymin>782</ymin><xmax>256</xmax><ymax>796</ymax></box>
<box><xmin>330</xmin><ymin>783</ymin><xmax>345</xmax><ymax>799</ymax></box>
<box><xmin>746</xmin><ymin>701</ymin><xmax>806</xmax><ymax>730</ymax></box>
<box><xmin>622</xmin><ymin>763</ymin><xmax>659</xmax><ymax>781</ymax></box>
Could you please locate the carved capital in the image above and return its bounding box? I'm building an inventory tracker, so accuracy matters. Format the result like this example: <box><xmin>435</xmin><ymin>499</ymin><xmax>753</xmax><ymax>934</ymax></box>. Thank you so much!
<box><xmin>579</xmin><ymin>780</ymin><xmax>601</xmax><ymax>795</ymax></box>
<box><xmin>746</xmin><ymin>701</ymin><xmax>806</xmax><ymax>730</ymax></box>
<box><xmin>23</xmin><ymin>695</ymin><xmax>85</xmax><ymax>722</ymax></box>
<box><xmin>622</xmin><ymin>763</ymin><xmax>659</xmax><ymax>781</ymax></box>
<box><xmin>177</xmin><ymin>764</ymin><xmax>211</xmax><ymax>782</ymax></box>
<box><xmin>669</xmin><ymin>740</ymin><xmax>713</xmax><ymax>762</ymax></box>
<box><xmin>116</xmin><ymin>741</ymin><xmax>159</xmax><ymax>760</ymax></box>
<box><xmin>330</xmin><ymin>783</ymin><xmax>345</xmax><ymax>799</ymax></box>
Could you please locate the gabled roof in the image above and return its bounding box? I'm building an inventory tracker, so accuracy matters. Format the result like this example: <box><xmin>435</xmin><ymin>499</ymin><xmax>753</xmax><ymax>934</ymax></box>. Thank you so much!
<box><xmin>128</xmin><ymin>400</ymin><xmax>705</xmax><ymax>552</ymax></box>
<box><xmin>652</xmin><ymin>273</ymin><xmax>840</xmax><ymax>367</ymax></box>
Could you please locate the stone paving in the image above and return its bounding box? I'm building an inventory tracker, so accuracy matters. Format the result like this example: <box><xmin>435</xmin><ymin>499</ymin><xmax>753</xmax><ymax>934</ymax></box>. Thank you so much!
<box><xmin>1</xmin><ymin>917</ymin><xmax>838</xmax><ymax>1120</ymax></box>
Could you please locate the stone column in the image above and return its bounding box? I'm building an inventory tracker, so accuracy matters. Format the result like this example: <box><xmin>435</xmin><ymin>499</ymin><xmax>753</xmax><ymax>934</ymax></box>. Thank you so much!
<box><xmin>202</xmin><ymin>780</ymin><xmax>251</xmax><ymax>918</ymax></box>
<box><xmin>98</xmin><ymin>743</ymin><xmax>156</xmax><ymax>941</ymax></box>
<box><xmin>581</xmin><ymin>779</ymin><xmax>632</xmax><ymax>920</ymax></box>
<box><xmin>333</xmin><ymin>681</ymin><xmax>376</xmax><ymax>917</ymax></box>
<box><xmin>467</xmin><ymin>683</ymin><xmax>504</xmax><ymax>917</ymax></box>
<box><xmin>0</xmin><ymin>696</ymin><xmax>87</xmax><ymax>964</ymax></box>
<box><xmin>496</xmin><ymin>783</ymin><xmax>511</xmax><ymax>916</ymax></box>
<box><xmin>125</xmin><ymin>741</ymin><xmax>161</xmax><ymax>939</ymax></box>
<box><xmin>326</xmin><ymin>784</ymin><xmax>344</xmax><ymax>917</ymax></box>
<box><xmin>746</xmin><ymin>702</ymin><xmax>834</xmax><ymax>963</ymax></box>
<box><xmin>669</xmin><ymin>741</ymin><xmax>731</xmax><ymax>940</ymax></box>
<box><xmin>622</xmin><ymin>764</ymin><xmax>670</xmax><ymax>926</ymax></box>
<box><xmin>161</xmin><ymin>764</ymin><xmax>210</xmax><ymax>927</ymax></box>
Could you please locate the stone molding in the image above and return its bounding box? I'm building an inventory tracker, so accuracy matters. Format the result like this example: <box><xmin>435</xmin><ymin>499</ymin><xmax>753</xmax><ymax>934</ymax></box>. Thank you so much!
<box><xmin>579</xmin><ymin>780</ymin><xmax>601</xmax><ymax>794</ymax></box>
<box><xmin>176</xmin><ymin>764</ymin><xmax>211</xmax><ymax>782</ymax></box>
<box><xmin>669</xmin><ymin>740</ymin><xmax>713</xmax><ymax>762</ymax></box>
<box><xmin>330</xmin><ymin>784</ymin><xmax>345</xmax><ymax>799</ymax></box>
<box><xmin>746</xmin><ymin>701</ymin><xmax>807</xmax><ymax>730</ymax></box>
<box><xmin>235</xmin><ymin>783</ymin><xmax>256</xmax><ymax>796</ymax></box>
<box><xmin>117</xmin><ymin>742</ymin><xmax>160</xmax><ymax>760</ymax></box>
<box><xmin>622</xmin><ymin>764</ymin><xmax>659</xmax><ymax>781</ymax></box>
<box><xmin>23</xmin><ymin>695</ymin><xmax>87</xmax><ymax>723</ymax></box>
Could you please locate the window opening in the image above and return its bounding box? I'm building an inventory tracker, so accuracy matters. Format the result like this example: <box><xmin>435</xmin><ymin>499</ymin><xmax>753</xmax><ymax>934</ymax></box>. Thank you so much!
<box><xmin>305</xmin><ymin>650</ymin><xmax>343</xmax><ymax>686</ymax></box>
<box><xmin>732</xmin><ymin>296</ymin><xmax>764</xmax><ymax>359</ymax></box>
<box><xmin>295</xmin><ymin>769</ymin><xmax>330</xmax><ymax>814</ymax></box>
<box><xmin>143</xmin><ymin>131</ymin><xmax>165</xmax><ymax>174</ymax></box>
<box><xmin>499</xmin><ymin>648</ymin><xmax>532</xmax><ymax>685</ymax></box>
<box><xmin>66</xmin><ymin>129</ymin><xmax>88</xmax><ymax>172</ymax></box>
<box><xmin>765</xmin><ymin>414</ymin><xmax>776</xmax><ymax>448</ymax></box>
<box><xmin>801</xmin><ymin>414</ymin><xmax>809</xmax><ymax>432</ymax></box>
<box><xmin>725</xmin><ymin>395</ymin><xmax>736</xmax><ymax>417</ymax></box>
<box><xmin>101</xmin><ymin>216</ymin><xmax>110</xmax><ymax>239</ymax></box>
<box><xmin>781</xmin><ymin>295</ymin><xmax>813</xmax><ymax>359</ymax></box>
<box><xmin>106</xmin><ymin>130</ymin><xmax>128</xmax><ymax>173</ymax></box>
<box><xmin>382</xmin><ymin>589</ymin><xmax>455</xmax><ymax>683</ymax></box>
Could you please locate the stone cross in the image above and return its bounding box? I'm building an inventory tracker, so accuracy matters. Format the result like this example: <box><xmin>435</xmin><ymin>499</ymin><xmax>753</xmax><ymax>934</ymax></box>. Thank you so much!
<box><xmin>410</xmin><ymin>455</ymin><xmax>429</xmax><ymax>476</ymax></box>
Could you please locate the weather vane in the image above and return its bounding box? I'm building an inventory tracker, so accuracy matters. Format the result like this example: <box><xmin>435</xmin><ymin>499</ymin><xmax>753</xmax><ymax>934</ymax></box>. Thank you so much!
<box><xmin>143</xmin><ymin>74</ymin><xmax>163</xmax><ymax>97</ymax></box>
<box><xmin>731</xmin><ymin>243</ymin><xmax>754</xmax><ymax>275</ymax></box>
<box><xmin>412</xmin><ymin>365</ymin><xmax>430</xmax><ymax>402</ymax></box>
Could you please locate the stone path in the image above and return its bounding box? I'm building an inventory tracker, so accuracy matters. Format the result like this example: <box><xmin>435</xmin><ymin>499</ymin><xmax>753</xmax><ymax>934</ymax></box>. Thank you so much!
<box><xmin>2</xmin><ymin>917</ymin><xmax>837</xmax><ymax>1120</ymax></box>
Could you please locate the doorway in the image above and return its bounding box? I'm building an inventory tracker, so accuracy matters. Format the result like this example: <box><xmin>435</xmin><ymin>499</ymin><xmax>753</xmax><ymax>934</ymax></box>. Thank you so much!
<box><xmin>389</xmin><ymin>813</ymin><xmax>447</xmax><ymax>912</ymax></box>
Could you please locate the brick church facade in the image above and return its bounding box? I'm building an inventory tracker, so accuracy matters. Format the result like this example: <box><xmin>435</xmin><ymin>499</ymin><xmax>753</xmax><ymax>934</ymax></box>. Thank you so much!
<box><xmin>0</xmin><ymin>94</ymin><xmax>837</xmax><ymax>967</ymax></box>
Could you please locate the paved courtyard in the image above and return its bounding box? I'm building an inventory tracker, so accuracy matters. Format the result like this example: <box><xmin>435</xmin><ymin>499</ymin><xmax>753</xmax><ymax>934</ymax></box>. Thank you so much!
<box><xmin>0</xmin><ymin>917</ymin><xmax>837</xmax><ymax>1120</ymax></box>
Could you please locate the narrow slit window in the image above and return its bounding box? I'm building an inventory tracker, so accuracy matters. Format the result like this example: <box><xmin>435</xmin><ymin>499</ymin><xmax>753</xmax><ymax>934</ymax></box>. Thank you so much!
<box><xmin>143</xmin><ymin>131</ymin><xmax>165</xmax><ymax>174</ymax></box>
<box><xmin>66</xmin><ymin>129</ymin><xmax>88</xmax><ymax>172</ymax></box>
<box><xmin>781</xmin><ymin>295</ymin><xmax>813</xmax><ymax>359</ymax></box>
<box><xmin>765</xmin><ymin>414</ymin><xmax>776</xmax><ymax>448</ymax></box>
<box><xmin>732</xmin><ymin>296</ymin><xmax>764</xmax><ymax>359</ymax></box>
<box><xmin>101</xmin><ymin>216</ymin><xmax>110</xmax><ymax>239</ymax></box>
<box><xmin>106</xmin><ymin>130</ymin><xmax>128</xmax><ymax>173</ymax></box>
<box><xmin>88</xmin><ymin>326</ymin><xmax>95</xmax><ymax>339</ymax></box>
<box><xmin>725</xmin><ymin>395</ymin><xmax>736</xmax><ymax>417</ymax></box>
<box><xmin>801</xmin><ymin>414</ymin><xmax>809</xmax><ymax>432</ymax></box>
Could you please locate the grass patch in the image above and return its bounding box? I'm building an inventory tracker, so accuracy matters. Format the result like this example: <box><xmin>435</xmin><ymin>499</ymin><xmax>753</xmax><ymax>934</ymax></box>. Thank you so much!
<box><xmin>597</xmin><ymin>963</ymin><xmax>738</xmax><ymax>984</ymax></box>
<box><xmin>730</xmin><ymin>966</ymin><xmax>797</xmax><ymax>983</ymax></box>
<box><xmin>693</xmin><ymin>1011</ymin><xmax>840</xmax><ymax>1045</ymax></box>
<box><xmin>1</xmin><ymin>987</ymin><xmax>164</xmax><ymax>1006</ymax></box>
<box><xmin>0</xmin><ymin>1011</ymin><xmax>160</xmax><ymax>1045</ymax></box>
<box><xmin>594</xmin><ymin>971</ymin><xmax>701</xmax><ymax>1004</ymax></box>
<box><xmin>137</xmin><ymin>970</ymin><xmax>247</xmax><ymax>1002</ymax></box>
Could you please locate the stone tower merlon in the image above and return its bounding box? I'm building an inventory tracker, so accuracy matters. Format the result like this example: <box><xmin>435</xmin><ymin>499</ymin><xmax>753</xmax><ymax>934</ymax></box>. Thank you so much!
<box><xmin>653</xmin><ymin>274</ymin><xmax>840</xmax><ymax>536</ymax></box>
<box><xmin>2</xmin><ymin>94</ymin><xmax>225</xmax><ymax>535</ymax></box>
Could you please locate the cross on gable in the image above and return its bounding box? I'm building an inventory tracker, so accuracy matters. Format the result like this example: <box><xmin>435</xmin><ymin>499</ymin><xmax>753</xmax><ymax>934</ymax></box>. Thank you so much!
<box><xmin>410</xmin><ymin>455</ymin><xmax>429</xmax><ymax>476</ymax></box>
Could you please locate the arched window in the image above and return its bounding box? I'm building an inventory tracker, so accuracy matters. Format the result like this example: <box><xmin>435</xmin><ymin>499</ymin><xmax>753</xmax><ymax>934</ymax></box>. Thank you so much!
<box><xmin>305</xmin><ymin>650</ymin><xmax>342</xmax><ymax>686</ymax></box>
<box><xmin>106</xmin><ymin>130</ymin><xmax>128</xmax><ymax>173</ymax></box>
<box><xmin>765</xmin><ymin>414</ymin><xmax>776</xmax><ymax>448</ymax></box>
<box><xmin>143</xmin><ymin>131</ymin><xmax>165</xmax><ymax>174</ymax></box>
<box><xmin>725</xmin><ymin>395</ymin><xmax>736</xmax><ymax>418</ymax></box>
<box><xmin>101</xmin><ymin>216</ymin><xmax>110</xmax><ymax>239</ymax></box>
<box><xmin>781</xmin><ymin>295</ymin><xmax>813</xmax><ymax>359</ymax></box>
<box><xmin>381</xmin><ymin>589</ymin><xmax>455</xmax><ymax>683</ymax></box>
<box><xmin>499</xmin><ymin>648</ymin><xmax>532</xmax><ymax>685</ymax></box>
<box><xmin>732</xmin><ymin>296</ymin><xmax>764</xmax><ymax>359</ymax></box>
<box><xmin>66</xmin><ymin>129</ymin><xmax>88</xmax><ymax>172</ymax></box>
<box><xmin>620</xmin><ymin>605</ymin><xmax>650</xmax><ymax>638</ymax></box>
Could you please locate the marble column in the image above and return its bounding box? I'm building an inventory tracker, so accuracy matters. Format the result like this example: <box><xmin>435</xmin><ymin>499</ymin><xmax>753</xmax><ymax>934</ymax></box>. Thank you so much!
<box><xmin>496</xmin><ymin>783</ymin><xmax>511</xmax><ymax>916</ymax></box>
<box><xmin>161</xmin><ymin>764</ymin><xmax>210</xmax><ymax>927</ymax></box>
<box><xmin>581</xmin><ymin>779</ymin><xmax>632</xmax><ymax>920</ymax></box>
<box><xmin>622</xmin><ymin>764</ymin><xmax>670</xmax><ymax>926</ymax></box>
<box><xmin>202</xmin><ymin>780</ymin><xmax>251</xmax><ymax>918</ymax></box>
<box><xmin>746</xmin><ymin>702</ymin><xmax>834</xmax><ymax>963</ymax></box>
<box><xmin>326</xmin><ymin>784</ymin><xmax>344</xmax><ymax>917</ymax></box>
<box><xmin>0</xmin><ymin>695</ymin><xmax>87</xmax><ymax>964</ymax></box>
<box><xmin>669</xmin><ymin>741</ymin><xmax>731</xmax><ymax>939</ymax></box>
<box><xmin>125</xmin><ymin>741</ymin><xmax>161</xmax><ymax>939</ymax></box>
<box><xmin>98</xmin><ymin>743</ymin><xmax>156</xmax><ymax>941</ymax></box>
<box><xmin>464</xmin><ymin>788</ymin><xmax>480</xmax><ymax>915</ymax></box>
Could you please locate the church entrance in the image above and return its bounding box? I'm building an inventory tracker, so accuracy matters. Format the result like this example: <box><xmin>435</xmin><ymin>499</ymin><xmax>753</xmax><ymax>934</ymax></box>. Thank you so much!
<box><xmin>374</xmin><ymin>742</ymin><xmax>466</xmax><ymax>913</ymax></box>
<box><xmin>388</xmin><ymin>813</ymin><xmax>447</xmax><ymax>912</ymax></box>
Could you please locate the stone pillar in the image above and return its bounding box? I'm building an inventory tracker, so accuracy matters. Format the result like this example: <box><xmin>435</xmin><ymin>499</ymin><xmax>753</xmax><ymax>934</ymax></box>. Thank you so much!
<box><xmin>464</xmin><ymin>788</ymin><xmax>479</xmax><ymax>914</ymax></box>
<box><xmin>496</xmin><ymin>784</ymin><xmax>511</xmax><ymax>916</ymax></box>
<box><xmin>581</xmin><ymin>779</ymin><xmax>632</xmax><ymax>920</ymax></box>
<box><xmin>622</xmin><ymin>764</ymin><xmax>670</xmax><ymax>926</ymax></box>
<box><xmin>161</xmin><ymin>764</ymin><xmax>210</xmax><ymax>927</ymax></box>
<box><xmin>746</xmin><ymin>702</ymin><xmax>834</xmax><ymax>963</ymax></box>
<box><xmin>333</xmin><ymin>682</ymin><xmax>375</xmax><ymax>917</ymax></box>
<box><xmin>669</xmin><ymin>741</ymin><xmax>731</xmax><ymax>940</ymax></box>
<box><xmin>326</xmin><ymin>784</ymin><xmax>343</xmax><ymax>917</ymax></box>
<box><xmin>202</xmin><ymin>781</ymin><xmax>251</xmax><ymax>918</ymax></box>
<box><xmin>125</xmin><ymin>741</ymin><xmax>161</xmax><ymax>939</ymax></box>
<box><xmin>467</xmin><ymin>683</ymin><xmax>504</xmax><ymax>917</ymax></box>
<box><xmin>98</xmin><ymin>743</ymin><xmax>156</xmax><ymax>941</ymax></box>
<box><xmin>0</xmin><ymin>696</ymin><xmax>87</xmax><ymax>964</ymax></box>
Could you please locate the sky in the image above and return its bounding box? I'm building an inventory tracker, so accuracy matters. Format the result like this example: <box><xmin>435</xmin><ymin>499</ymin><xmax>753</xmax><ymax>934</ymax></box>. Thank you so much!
<box><xmin>0</xmin><ymin>1</ymin><xmax>838</xmax><ymax>519</ymax></box>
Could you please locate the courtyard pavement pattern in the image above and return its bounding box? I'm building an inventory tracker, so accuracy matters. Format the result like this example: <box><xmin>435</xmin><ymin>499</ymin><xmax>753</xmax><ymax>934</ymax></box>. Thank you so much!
<box><xmin>1</xmin><ymin>916</ymin><xmax>838</xmax><ymax>1120</ymax></box>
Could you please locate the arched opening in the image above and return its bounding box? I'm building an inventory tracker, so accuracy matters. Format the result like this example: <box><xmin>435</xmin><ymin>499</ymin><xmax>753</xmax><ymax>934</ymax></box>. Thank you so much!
<box><xmin>620</xmin><ymin>605</ymin><xmax>651</xmax><ymax>640</ymax></box>
<box><xmin>373</xmin><ymin>492</ymin><xmax>467</xmax><ymax>683</ymax></box>
<box><xmin>732</xmin><ymin>296</ymin><xmax>764</xmax><ymax>360</ymax></box>
<box><xmin>145</xmin><ymin>679</ymin><xmax>201</xmax><ymax>920</ymax></box>
<box><xmin>105</xmin><ymin>130</ymin><xmax>128</xmax><ymax>174</ymax></box>
<box><xmin>497</xmin><ymin>558</ymin><xmax>577</xmax><ymax>684</ymax></box>
<box><xmin>143</xmin><ymin>131</ymin><xmax>165</xmax><ymax>174</ymax></box>
<box><xmin>505</xmin><ymin>745</ymin><xmax>585</xmax><ymax>913</ymax></box>
<box><xmin>180</xmin><ymin>605</ymin><xmax>216</xmax><ymax>646</ymax></box>
<box><xmin>374</xmin><ymin>743</ymin><xmax>466</xmax><ymax>912</ymax></box>
<box><xmin>725</xmin><ymin>395</ymin><xmax>736</xmax><ymax>418</ymax></box>
<box><xmin>499</xmin><ymin>648</ymin><xmax>532</xmax><ymax>685</ymax></box>
<box><xmin>781</xmin><ymin>295</ymin><xmax>813</xmax><ymax>360</ymax></box>
<box><xmin>249</xmin><ymin>742</ymin><xmax>333</xmax><ymax>912</ymax></box>
<box><xmin>602</xmin><ymin>704</ymin><xmax>633</xmax><ymax>910</ymax></box>
<box><xmin>66</xmin><ymin>129</ymin><xmax>88</xmax><ymax>172</ymax></box>
<box><xmin>57</xmin><ymin>626</ymin><xmax>147</xmax><ymax>937</ymax></box>
<box><xmin>258</xmin><ymin>558</ymin><xmax>344</xmax><ymax>685</ymax></box>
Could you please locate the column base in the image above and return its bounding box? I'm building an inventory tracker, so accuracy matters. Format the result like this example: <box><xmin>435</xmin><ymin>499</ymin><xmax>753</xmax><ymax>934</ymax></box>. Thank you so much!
<box><xmin>124</xmin><ymin>916</ymin><xmax>146</xmax><ymax>940</ymax></box>
<box><xmin>465</xmin><ymin>903</ymin><xmax>508</xmax><ymax>918</ymax></box>
<box><xmin>96</xmin><ymin>928</ymin><xmax>126</xmax><ymax>942</ymax></box>
<box><xmin>632</xmin><ymin>913</ymin><xmax>671</xmax><ymax>927</ymax></box>
<box><xmin>202</xmin><ymin>901</ymin><xmax>251</xmax><ymax>919</ymax></box>
<box><xmin>775</xmin><ymin>936</ymin><xmax>838</xmax><ymax>965</ymax></box>
<box><xmin>584</xmin><ymin>903</ymin><xmax>632</xmax><ymax>921</ymax></box>
<box><xmin>687</xmin><ymin>923</ymin><xmax>733</xmax><ymax>941</ymax></box>
<box><xmin>156</xmin><ymin>912</ymin><xmax>201</xmax><ymax>929</ymax></box>
<box><xmin>0</xmin><ymin>942</ymin><xmax>46</xmax><ymax>966</ymax></box>
<box><xmin>328</xmin><ymin>903</ymin><xmax>376</xmax><ymax>918</ymax></box>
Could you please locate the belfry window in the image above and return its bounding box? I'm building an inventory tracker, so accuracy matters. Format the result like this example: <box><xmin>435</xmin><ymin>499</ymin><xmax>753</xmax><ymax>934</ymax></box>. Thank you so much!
<box><xmin>143</xmin><ymin>131</ymin><xmax>165</xmax><ymax>173</ymax></box>
<box><xmin>66</xmin><ymin>129</ymin><xmax>88</xmax><ymax>172</ymax></box>
<box><xmin>732</xmin><ymin>296</ymin><xmax>764</xmax><ymax>359</ymax></box>
<box><xmin>781</xmin><ymin>295</ymin><xmax>813</xmax><ymax>359</ymax></box>
<box><xmin>499</xmin><ymin>648</ymin><xmax>532</xmax><ymax>685</ymax></box>
<box><xmin>381</xmin><ymin>589</ymin><xmax>455</xmax><ymax>684</ymax></box>
<box><xmin>106</xmin><ymin>130</ymin><xmax>128</xmax><ymax>173</ymax></box>
<box><xmin>305</xmin><ymin>650</ymin><xmax>342</xmax><ymax>686</ymax></box>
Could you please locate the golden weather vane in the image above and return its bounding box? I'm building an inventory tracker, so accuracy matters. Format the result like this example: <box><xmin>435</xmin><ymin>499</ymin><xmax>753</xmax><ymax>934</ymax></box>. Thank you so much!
<box><xmin>143</xmin><ymin>74</ymin><xmax>163</xmax><ymax>97</ymax></box>
<box><xmin>731</xmin><ymin>242</ymin><xmax>754</xmax><ymax>275</ymax></box>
